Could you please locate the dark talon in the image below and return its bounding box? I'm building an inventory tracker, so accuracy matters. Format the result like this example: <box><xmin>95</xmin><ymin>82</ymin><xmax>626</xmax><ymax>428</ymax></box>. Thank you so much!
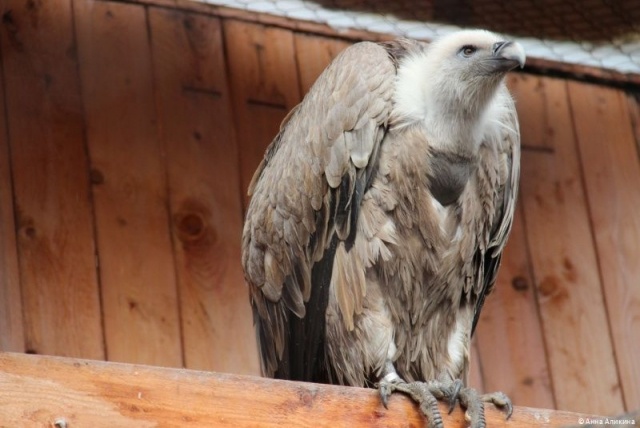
<box><xmin>505</xmin><ymin>402</ymin><xmax>513</xmax><ymax>420</ymax></box>
<box><xmin>376</xmin><ymin>382</ymin><xmax>390</xmax><ymax>409</ymax></box>
<box><xmin>381</xmin><ymin>388</ymin><xmax>390</xmax><ymax>409</ymax></box>
<box><xmin>481</xmin><ymin>390</ymin><xmax>513</xmax><ymax>420</ymax></box>
<box><xmin>447</xmin><ymin>379</ymin><xmax>463</xmax><ymax>414</ymax></box>
<box><xmin>382</xmin><ymin>397</ymin><xmax>389</xmax><ymax>409</ymax></box>
<box><xmin>503</xmin><ymin>396</ymin><xmax>514</xmax><ymax>420</ymax></box>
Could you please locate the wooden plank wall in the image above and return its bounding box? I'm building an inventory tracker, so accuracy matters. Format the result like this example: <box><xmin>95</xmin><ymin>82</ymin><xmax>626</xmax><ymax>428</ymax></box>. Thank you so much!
<box><xmin>0</xmin><ymin>0</ymin><xmax>638</xmax><ymax>417</ymax></box>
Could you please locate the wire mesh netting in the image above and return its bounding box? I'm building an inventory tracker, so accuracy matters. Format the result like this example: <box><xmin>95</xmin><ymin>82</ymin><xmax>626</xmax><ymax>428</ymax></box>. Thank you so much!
<box><xmin>200</xmin><ymin>0</ymin><xmax>640</xmax><ymax>76</ymax></box>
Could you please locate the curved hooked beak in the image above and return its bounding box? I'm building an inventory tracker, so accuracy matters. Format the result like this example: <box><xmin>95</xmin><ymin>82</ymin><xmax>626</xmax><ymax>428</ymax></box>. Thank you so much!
<box><xmin>488</xmin><ymin>40</ymin><xmax>526</xmax><ymax>72</ymax></box>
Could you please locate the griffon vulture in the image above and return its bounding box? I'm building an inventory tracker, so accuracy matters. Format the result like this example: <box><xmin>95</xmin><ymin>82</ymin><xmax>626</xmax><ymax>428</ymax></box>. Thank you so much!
<box><xmin>242</xmin><ymin>29</ymin><xmax>524</xmax><ymax>427</ymax></box>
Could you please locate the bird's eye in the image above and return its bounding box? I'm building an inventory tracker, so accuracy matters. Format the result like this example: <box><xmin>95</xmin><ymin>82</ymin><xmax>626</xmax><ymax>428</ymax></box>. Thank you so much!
<box><xmin>459</xmin><ymin>45</ymin><xmax>477</xmax><ymax>58</ymax></box>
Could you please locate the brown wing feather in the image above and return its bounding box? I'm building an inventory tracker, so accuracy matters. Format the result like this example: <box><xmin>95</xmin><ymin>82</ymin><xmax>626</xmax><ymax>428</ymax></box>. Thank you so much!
<box><xmin>242</xmin><ymin>41</ymin><xmax>398</xmax><ymax>379</ymax></box>
<box><xmin>471</xmin><ymin>91</ymin><xmax>521</xmax><ymax>335</ymax></box>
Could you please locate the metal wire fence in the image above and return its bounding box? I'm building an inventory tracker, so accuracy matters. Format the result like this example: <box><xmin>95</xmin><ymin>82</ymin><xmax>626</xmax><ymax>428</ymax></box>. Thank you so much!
<box><xmin>202</xmin><ymin>0</ymin><xmax>640</xmax><ymax>76</ymax></box>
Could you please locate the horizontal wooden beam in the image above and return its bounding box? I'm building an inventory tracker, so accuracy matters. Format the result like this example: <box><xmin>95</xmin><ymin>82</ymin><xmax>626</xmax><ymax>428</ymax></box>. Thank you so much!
<box><xmin>0</xmin><ymin>352</ymin><xmax>598</xmax><ymax>426</ymax></box>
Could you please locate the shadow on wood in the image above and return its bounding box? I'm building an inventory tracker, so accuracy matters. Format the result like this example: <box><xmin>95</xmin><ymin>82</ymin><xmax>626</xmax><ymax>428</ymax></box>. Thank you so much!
<box><xmin>0</xmin><ymin>352</ymin><xmax>598</xmax><ymax>427</ymax></box>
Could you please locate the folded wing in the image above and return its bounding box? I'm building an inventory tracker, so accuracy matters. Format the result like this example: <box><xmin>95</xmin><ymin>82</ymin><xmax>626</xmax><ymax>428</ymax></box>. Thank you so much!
<box><xmin>242</xmin><ymin>41</ymin><xmax>397</xmax><ymax>381</ymax></box>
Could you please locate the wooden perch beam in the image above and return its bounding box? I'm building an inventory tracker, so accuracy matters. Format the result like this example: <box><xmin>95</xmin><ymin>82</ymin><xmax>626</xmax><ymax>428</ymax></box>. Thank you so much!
<box><xmin>0</xmin><ymin>352</ymin><xmax>598</xmax><ymax>427</ymax></box>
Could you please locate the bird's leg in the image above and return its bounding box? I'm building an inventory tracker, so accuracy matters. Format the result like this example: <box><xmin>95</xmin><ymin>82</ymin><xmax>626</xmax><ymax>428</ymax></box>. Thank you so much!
<box><xmin>376</xmin><ymin>362</ymin><xmax>512</xmax><ymax>428</ymax></box>
<box><xmin>377</xmin><ymin>361</ymin><xmax>404</xmax><ymax>408</ymax></box>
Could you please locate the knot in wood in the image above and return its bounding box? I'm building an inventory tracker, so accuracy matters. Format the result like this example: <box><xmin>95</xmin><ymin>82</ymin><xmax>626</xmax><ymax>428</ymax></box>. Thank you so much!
<box><xmin>177</xmin><ymin>212</ymin><xmax>206</xmax><ymax>241</ymax></box>
<box><xmin>511</xmin><ymin>276</ymin><xmax>529</xmax><ymax>291</ymax></box>
<box><xmin>90</xmin><ymin>168</ymin><xmax>105</xmax><ymax>185</ymax></box>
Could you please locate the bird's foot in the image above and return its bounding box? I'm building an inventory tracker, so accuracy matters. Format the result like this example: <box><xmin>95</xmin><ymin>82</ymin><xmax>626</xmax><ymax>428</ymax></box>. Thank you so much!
<box><xmin>377</xmin><ymin>377</ymin><xmax>450</xmax><ymax>428</ymax></box>
<box><xmin>377</xmin><ymin>377</ymin><xmax>512</xmax><ymax>428</ymax></box>
<box><xmin>450</xmin><ymin>385</ymin><xmax>513</xmax><ymax>428</ymax></box>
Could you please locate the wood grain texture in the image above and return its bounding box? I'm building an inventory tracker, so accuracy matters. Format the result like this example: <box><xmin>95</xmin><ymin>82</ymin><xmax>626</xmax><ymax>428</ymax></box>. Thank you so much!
<box><xmin>1</xmin><ymin>0</ymin><xmax>103</xmax><ymax>358</ymax></box>
<box><xmin>294</xmin><ymin>33</ymin><xmax>351</xmax><ymax>94</ymax></box>
<box><xmin>0</xmin><ymin>352</ymin><xmax>600</xmax><ymax>427</ymax></box>
<box><xmin>507</xmin><ymin>74</ymin><xmax>554</xmax><ymax>152</ymax></box>
<box><xmin>74</xmin><ymin>0</ymin><xmax>181</xmax><ymax>366</ymax></box>
<box><xmin>0</xmin><ymin>41</ymin><xmax>24</xmax><ymax>353</ymax></box>
<box><xmin>223</xmin><ymin>20</ymin><xmax>302</xmax><ymax>209</ymax></box>
<box><xmin>518</xmin><ymin>76</ymin><xmax>624</xmax><ymax>415</ymax></box>
<box><xmin>475</xmin><ymin>202</ymin><xmax>555</xmax><ymax>409</ymax></box>
<box><xmin>149</xmin><ymin>7</ymin><xmax>259</xmax><ymax>374</ymax></box>
<box><xmin>568</xmin><ymin>81</ymin><xmax>640</xmax><ymax>411</ymax></box>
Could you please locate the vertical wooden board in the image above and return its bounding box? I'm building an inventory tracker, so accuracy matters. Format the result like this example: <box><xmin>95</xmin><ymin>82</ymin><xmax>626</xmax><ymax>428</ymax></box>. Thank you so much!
<box><xmin>74</xmin><ymin>0</ymin><xmax>181</xmax><ymax>366</ymax></box>
<box><xmin>294</xmin><ymin>33</ymin><xmax>351</xmax><ymax>94</ymax></box>
<box><xmin>507</xmin><ymin>74</ymin><xmax>554</xmax><ymax>151</ymax></box>
<box><xmin>475</xmin><ymin>203</ymin><xmax>554</xmax><ymax>409</ymax></box>
<box><xmin>149</xmin><ymin>8</ymin><xmax>259</xmax><ymax>375</ymax></box>
<box><xmin>568</xmin><ymin>81</ymin><xmax>640</xmax><ymax>410</ymax></box>
<box><xmin>519</xmin><ymin>76</ymin><xmax>623</xmax><ymax>414</ymax></box>
<box><xmin>626</xmin><ymin>93</ymin><xmax>640</xmax><ymax>157</ymax></box>
<box><xmin>223</xmin><ymin>20</ymin><xmax>301</xmax><ymax>208</ymax></box>
<box><xmin>0</xmin><ymin>44</ymin><xmax>24</xmax><ymax>352</ymax></box>
<box><xmin>0</xmin><ymin>0</ymin><xmax>103</xmax><ymax>358</ymax></box>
